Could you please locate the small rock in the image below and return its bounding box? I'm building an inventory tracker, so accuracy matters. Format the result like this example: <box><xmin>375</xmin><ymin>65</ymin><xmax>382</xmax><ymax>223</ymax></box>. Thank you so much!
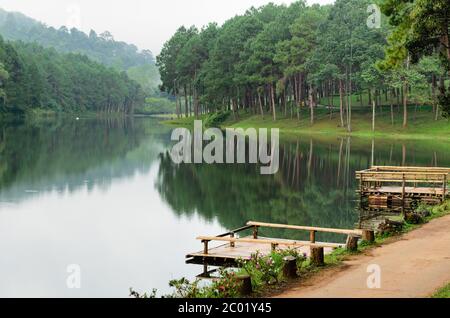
<box><xmin>405</xmin><ymin>213</ymin><xmax>424</xmax><ymax>225</ymax></box>
<box><xmin>416</xmin><ymin>209</ymin><xmax>431</xmax><ymax>218</ymax></box>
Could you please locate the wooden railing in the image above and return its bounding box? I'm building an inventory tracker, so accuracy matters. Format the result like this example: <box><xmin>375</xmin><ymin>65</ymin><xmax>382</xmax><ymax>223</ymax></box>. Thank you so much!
<box><xmin>197</xmin><ymin>221</ymin><xmax>368</xmax><ymax>255</ymax></box>
<box><xmin>356</xmin><ymin>171</ymin><xmax>448</xmax><ymax>183</ymax></box>
<box><xmin>370</xmin><ymin>166</ymin><xmax>450</xmax><ymax>173</ymax></box>
<box><xmin>356</xmin><ymin>166</ymin><xmax>449</xmax><ymax>202</ymax></box>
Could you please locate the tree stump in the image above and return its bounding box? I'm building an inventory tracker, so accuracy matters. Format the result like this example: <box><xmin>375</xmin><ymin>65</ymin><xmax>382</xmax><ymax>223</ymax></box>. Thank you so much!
<box><xmin>283</xmin><ymin>256</ymin><xmax>298</xmax><ymax>278</ymax></box>
<box><xmin>237</xmin><ymin>275</ymin><xmax>252</xmax><ymax>296</ymax></box>
<box><xmin>377</xmin><ymin>219</ymin><xmax>404</xmax><ymax>235</ymax></box>
<box><xmin>346</xmin><ymin>235</ymin><xmax>359</xmax><ymax>252</ymax></box>
<box><xmin>310</xmin><ymin>247</ymin><xmax>324</xmax><ymax>267</ymax></box>
<box><xmin>362</xmin><ymin>230</ymin><xmax>375</xmax><ymax>243</ymax></box>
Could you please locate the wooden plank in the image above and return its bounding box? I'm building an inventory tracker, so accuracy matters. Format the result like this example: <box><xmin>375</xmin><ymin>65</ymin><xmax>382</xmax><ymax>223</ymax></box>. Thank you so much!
<box><xmin>357</xmin><ymin>170</ymin><xmax>450</xmax><ymax>175</ymax></box>
<box><xmin>356</xmin><ymin>173</ymin><xmax>447</xmax><ymax>181</ymax></box>
<box><xmin>246</xmin><ymin>221</ymin><xmax>363</xmax><ymax>236</ymax></box>
<box><xmin>197</xmin><ymin>235</ymin><xmax>345</xmax><ymax>249</ymax></box>
<box><xmin>358</xmin><ymin>178</ymin><xmax>445</xmax><ymax>183</ymax></box>
<box><xmin>362</xmin><ymin>186</ymin><xmax>445</xmax><ymax>195</ymax></box>
<box><xmin>357</xmin><ymin>167</ymin><xmax>450</xmax><ymax>174</ymax></box>
<box><xmin>187</xmin><ymin>238</ymin><xmax>338</xmax><ymax>262</ymax></box>
<box><xmin>370</xmin><ymin>166</ymin><xmax>450</xmax><ymax>173</ymax></box>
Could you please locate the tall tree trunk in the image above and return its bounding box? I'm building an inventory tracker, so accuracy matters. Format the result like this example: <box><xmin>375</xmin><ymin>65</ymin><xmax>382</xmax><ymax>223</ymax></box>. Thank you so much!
<box><xmin>390</xmin><ymin>89</ymin><xmax>395</xmax><ymax>125</ymax></box>
<box><xmin>174</xmin><ymin>87</ymin><xmax>180</xmax><ymax>119</ymax></box>
<box><xmin>347</xmin><ymin>77</ymin><xmax>352</xmax><ymax>133</ymax></box>
<box><xmin>309</xmin><ymin>83</ymin><xmax>314</xmax><ymax>125</ymax></box>
<box><xmin>402</xmin><ymin>56</ymin><xmax>410</xmax><ymax>128</ymax></box>
<box><xmin>431</xmin><ymin>75</ymin><xmax>437</xmax><ymax>119</ymax></box>
<box><xmin>402</xmin><ymin>80</ymin><xmax>408</xmax><ymax>128</ymax></box>
<box><xmin>372</xmin><ymin>88</ymin><xmax>376</xmax><ymax>132</ymax></box>
<box><xmin>339</xmin><ymin>79</ymin><xmax>345</xmax><ymax>127</ymax></box>
<box><xmin>271</xmin><ymin>83</ymin><xmax>276</xmax><ymax>121</ymax></box>
<box><xmin>184</xmin><ymin>85</ymin><xmax>189</xmax><ymax>118</ymax></box>
<box><xmin>258</xmin><ymin>90</ymin><xmax>264</xmax><ymax>119</ymax></box>
<box><xmin>328</xmin><ymin>80</ymin><xmax>333</xmax><ymax>119</ymax></box>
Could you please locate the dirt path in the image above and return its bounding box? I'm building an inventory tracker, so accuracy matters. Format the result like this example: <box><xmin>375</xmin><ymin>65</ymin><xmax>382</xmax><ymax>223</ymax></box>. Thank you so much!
<box><xmin>276</xmin><ymin>215</ymin><xmax>450</xmax><ymax>298</ymax></box>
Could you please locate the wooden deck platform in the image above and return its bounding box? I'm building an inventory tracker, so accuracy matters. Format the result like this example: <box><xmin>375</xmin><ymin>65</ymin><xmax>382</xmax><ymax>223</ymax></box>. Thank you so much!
<box><xmin>186</xmin><ymin>236</ymin><xmax>342</xmax><ymax>266</ymax></box>
<box><xmin>356</xmin><ymin>166</ymin><xmax>449</xmax><ymax>209</ymax></box>
<box><xmin>186</xmin><ymin>221</ymin><xmax>364</xmax><ymax>267</ymax></box>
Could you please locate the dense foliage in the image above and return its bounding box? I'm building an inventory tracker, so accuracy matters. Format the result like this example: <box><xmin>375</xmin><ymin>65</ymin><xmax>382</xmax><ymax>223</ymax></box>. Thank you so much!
<box><xmin>0</xmin><ymin>8</ymin><xmax>160</xmax><ymax>95</ymax></box>
<box><xmin>0</xmin><ymin>36</ymin><xmax>143</xmax><ymax>114</ymax></box>
<box><xmin>157</xmin><ymin>0</ymin><xmax>449</xmax><ymax>129</ymax></box>
<box><xmin>135</xmin><ymin>97</ymin><xmax>176</xmax><ymax>115</ymax></box>
<box><xmin>380</xmin><ymin>0</ymin><xmax>450</xmax><ymax>117</ymax></box>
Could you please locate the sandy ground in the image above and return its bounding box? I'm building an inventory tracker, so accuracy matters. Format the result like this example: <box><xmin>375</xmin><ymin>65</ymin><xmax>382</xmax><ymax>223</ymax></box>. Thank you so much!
<box><xmin>275</xmin><ymin>214</ymin><xmax>450</xmax><ymax>298</ymax></box>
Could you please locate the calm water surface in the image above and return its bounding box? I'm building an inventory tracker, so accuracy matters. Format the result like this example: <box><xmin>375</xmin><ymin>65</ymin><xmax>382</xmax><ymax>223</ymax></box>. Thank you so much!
<box><xmin>0</xmin><ymin>117</ymin><xmax>449</xmax><ymax>297</ymax></box>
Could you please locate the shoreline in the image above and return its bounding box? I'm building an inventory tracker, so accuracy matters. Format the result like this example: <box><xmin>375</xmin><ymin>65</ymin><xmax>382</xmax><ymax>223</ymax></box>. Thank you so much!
<box><xmin>262</xmin><ymin>200</ymin><xmax>450</xmax><ymax>298</ymax></box>
<box><xmin>162</xmin><ymin>111</ymin><xmax>450</xmax><ymax>141</ymax></box>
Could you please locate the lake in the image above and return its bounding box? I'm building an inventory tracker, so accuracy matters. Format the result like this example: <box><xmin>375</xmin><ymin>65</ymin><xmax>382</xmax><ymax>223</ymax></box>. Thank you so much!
<box><xmin>0</xmin><ymin>116</ymin><xmax>449</xmax><ymax>297</ymax></box>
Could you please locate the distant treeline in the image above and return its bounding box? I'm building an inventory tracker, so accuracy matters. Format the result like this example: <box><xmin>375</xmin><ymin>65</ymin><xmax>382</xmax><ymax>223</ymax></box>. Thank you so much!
<box><xmin>0</xmin><ymin>36</ymin><xmax>143</xmax><ymax>114</ymax></box>
<box><xmin>135</xmin><ymin>97</ymin><xmax>176</xmax><ymax>115</ymax></box>
<box><xmin>0</xmin><ymin>8</ymin><xmax>161</xmax><ymax>95</ymax></box>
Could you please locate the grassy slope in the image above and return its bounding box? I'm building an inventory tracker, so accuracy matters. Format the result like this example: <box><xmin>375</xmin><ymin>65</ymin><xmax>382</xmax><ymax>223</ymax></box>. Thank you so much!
<box><xmin>164</xmin><ymin>108</ymin><xmax>449</xmax><ymax>140</ymax></box>
<box><xmin>225</xmin><ymin>108</ymin><xmax>450</xmax><ymax>140</ymax></box>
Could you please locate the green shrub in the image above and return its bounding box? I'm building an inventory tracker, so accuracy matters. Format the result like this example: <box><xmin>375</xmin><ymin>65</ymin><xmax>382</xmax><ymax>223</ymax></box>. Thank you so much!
<box><xmin>238</xmin><ymin>249</ymin><xmax>307</xmax><ymax>290</ymax></box>
<box><xmin>204</xmin><ymin>110</ymin><xmax>231</xmax><ymax>127</ymax></box>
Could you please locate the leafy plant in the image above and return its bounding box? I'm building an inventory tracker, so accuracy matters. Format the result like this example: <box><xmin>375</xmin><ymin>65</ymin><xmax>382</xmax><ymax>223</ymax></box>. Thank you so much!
<box><xmin>205</xmin><ymin>268</ymin><xmax>242</xmax><ymax>298</ymax></box>
<box><xmin>129</xmin><ymin>288</ymin><xmax>158</xmax><ymax>299</ymax></box>
<box><xmin>238</xmin><ymin>249</ymin><xmax>307</xmax><ymax>289</ymax></box>
<box><xmin>204</xmin><ymin>110</ymin><xmax>231</xmax><ymax>127</ymax></box>
<box><xmin>168</xmin><ymin>278</ymin><xmax>203</xmax><ymax>298</ymax></box>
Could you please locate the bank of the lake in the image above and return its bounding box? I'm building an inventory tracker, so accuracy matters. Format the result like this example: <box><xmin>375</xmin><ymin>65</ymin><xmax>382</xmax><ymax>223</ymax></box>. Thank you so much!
<box><xmin>137</xmin><ymin>199</ymin><xmax>450</xmax><ymax>299</ymax></box>
<box><xmin>164</xmin><ymin>108</ymin><xmax>450</xmax><ymax>141</ymax></box>
<box><xmin>271</xmin><ymin>200</ymin><xmax>450</xmax><ymax>299</ymax></box>
<box><xmin>0</xmin><ymin>110</ymin><xmax>138</xmax><ymax>123</ymax></box>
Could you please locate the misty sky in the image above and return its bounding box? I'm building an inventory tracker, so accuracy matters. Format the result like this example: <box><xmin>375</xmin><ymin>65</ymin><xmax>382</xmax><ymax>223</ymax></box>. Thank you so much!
<box><xmin>0</xmin><ymin>0</ymin><xmax>335</xmax><ymax>55</ymax></box>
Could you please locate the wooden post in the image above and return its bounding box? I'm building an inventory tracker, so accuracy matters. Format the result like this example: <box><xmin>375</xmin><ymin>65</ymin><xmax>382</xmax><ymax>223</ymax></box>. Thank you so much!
<box><xmin>362</xmin><ymin>230</ymin><xmax>375</xmax><ymax>243</ymax></box>
<box><xmin>310</xmin><ymin>247</ymin><xmax>324</xmax><ymax>266</ymax></box>
<box><xmin>359</xmin><ymin>174</ymin><xmax>363</xmax><ymax>200</ymax></box>
<box><xmin>203</xmin><ymin>240</ymin><xmax>209</xmax><ymax>255</ymax></box>
<box><xmin>310</xmin><ymin>230</ymin><xmax>316</xmax><ymax>244</ymax></box>
<box><xmin>230</xmin><ymin>233</ymin><xmax>235</xmax><ymax>248</ymax></box>
<box><xmin>402</xmin><ymin>173</ymin><xmax>406</xmax><ymax>215</ymax></box>
<box><xmin>346</xmin><ymin>235</ymin><xmax>359</xmax><ymax>252</ymax></box>
<box><xmin>238</xmin><ymin>275</ymin><xmax>252</xmax><ymax>296</ymax></box>
<box><xmin>443</xmin><ymin>175</ymin><xmax>447</xmax><ymax>202</ymax></box>
<box><xmin>283</xmin><ymin>256</ymin><xmax>298</xmax><ymax>278</ymax></box>
<box><xmin>253</xmin><ymin>226</ymin><xmax>259</xmax><ymax>239</ymax></box>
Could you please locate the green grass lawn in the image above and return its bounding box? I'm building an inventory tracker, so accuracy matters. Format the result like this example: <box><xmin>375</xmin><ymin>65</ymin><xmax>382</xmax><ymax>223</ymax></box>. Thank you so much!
<box><xmin>225</xmin><ymin>107</ymin><xmax>449</xmax><ymax>140</ymax></box>
<box><xmin>433</xmin><ymin>283</ymin><xmax>450</xmax><ymax>298</ymax></box>
<box><xmin>163</xmin><ymin>107</ymin><xmax>449</xmax><ymax>140</ymax></box>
